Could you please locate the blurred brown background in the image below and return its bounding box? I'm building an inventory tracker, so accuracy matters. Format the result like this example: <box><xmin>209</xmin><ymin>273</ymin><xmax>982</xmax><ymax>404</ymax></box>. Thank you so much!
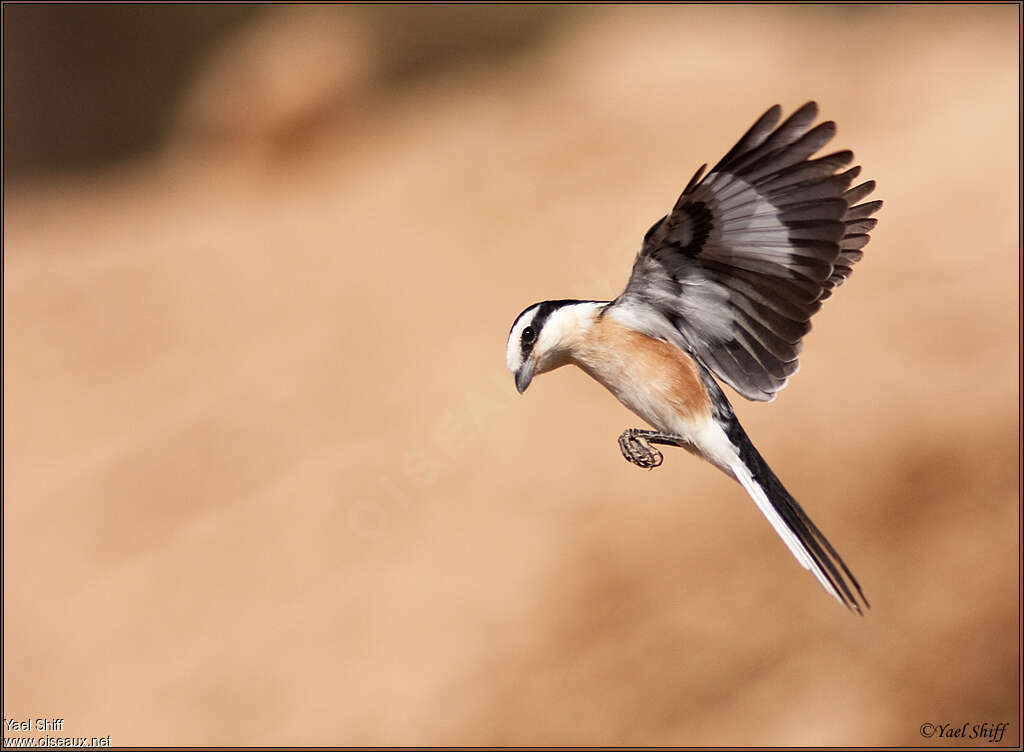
<box><xmin>3</xmin><ymin>4</ymin><xmax>1019</xmax><ymax>747</ymax></box>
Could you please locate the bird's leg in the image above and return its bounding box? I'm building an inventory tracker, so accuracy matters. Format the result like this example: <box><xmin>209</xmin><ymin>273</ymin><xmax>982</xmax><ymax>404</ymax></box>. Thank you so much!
<box><xmin>619</xmin><ymin>430</ymin><xmax>662</xmax><ymax>469</ymax></box>
<box><xmin>617</xmin><ymin>429</ymin><xmax>689</xmax><ymax>470</ymax></box>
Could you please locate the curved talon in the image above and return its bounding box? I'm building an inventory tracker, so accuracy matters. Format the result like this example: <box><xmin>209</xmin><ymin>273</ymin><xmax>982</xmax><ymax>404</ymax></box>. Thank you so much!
<box><xmin>618</xmin><ymin>430</ymin><xmax>664</xmax><ymax>469</ymax></box>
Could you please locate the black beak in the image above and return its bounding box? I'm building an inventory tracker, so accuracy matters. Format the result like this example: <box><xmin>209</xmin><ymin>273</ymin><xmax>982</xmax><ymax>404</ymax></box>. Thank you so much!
<box><xmin>514</xmin><ymin>360</ymin><xmax>535</xmax><ymax>394</ymax></box>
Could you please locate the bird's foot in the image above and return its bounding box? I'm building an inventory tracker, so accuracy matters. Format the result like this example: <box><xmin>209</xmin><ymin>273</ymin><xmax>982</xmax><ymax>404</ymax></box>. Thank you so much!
<box><xmin>618</xmin><ymin>429</ymin><xmax>664</xmax><ymax>469</ymax></box>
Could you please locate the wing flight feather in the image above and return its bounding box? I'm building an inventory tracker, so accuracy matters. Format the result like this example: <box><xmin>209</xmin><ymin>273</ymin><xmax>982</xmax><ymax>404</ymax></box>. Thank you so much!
<box><xmin>613</xmin><ymin>102</ymin><xmax>882</xmax><ymax>401</ymax></box>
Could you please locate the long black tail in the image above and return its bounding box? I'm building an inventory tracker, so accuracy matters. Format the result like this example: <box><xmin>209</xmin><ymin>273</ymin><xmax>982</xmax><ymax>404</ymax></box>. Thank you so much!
<box><xmin>701</xmin><ymin>370</ymin><xmax>869</xmax><ymax>613</ymax></box>
<box><xmin>735</xmin><ymin>422</ymin><xmax>869</xmax><ymax>613</ymax></box>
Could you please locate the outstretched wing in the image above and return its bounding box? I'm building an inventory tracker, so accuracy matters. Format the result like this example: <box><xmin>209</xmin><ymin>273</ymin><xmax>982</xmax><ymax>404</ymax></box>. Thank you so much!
<box><xmin>612</xmin><ymin>102</ymin><xmax>882</xmax><ymax>401</ymax></box>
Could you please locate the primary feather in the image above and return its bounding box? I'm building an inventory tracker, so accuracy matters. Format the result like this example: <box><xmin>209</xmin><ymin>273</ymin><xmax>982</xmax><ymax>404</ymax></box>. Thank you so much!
<box><xmin>613</xmin><ymin>101</ymin><xmax>882</xmax><ymax>401</ymax></box>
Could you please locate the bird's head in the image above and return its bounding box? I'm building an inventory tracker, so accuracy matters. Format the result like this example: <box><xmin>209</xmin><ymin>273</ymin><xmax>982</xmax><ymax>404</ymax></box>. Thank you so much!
<box><xmin>505</xmin><ymin>300</ymin><xmax>602</xmax><ymax>393</ymax></box>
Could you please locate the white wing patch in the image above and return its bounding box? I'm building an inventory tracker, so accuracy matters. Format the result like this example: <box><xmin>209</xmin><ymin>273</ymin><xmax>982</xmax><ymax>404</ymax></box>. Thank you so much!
<box><xmin>613</xmin><ymin>102</ymin><xmax>881</xmax><ymax>402</ymax></box>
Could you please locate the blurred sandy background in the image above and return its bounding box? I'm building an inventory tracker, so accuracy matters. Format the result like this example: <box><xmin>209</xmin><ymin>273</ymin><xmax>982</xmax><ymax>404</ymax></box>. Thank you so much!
<box><xmin>3</xmin><ymin>4</ymin><xmax>1020</xmax><ymax>747</ymax></box>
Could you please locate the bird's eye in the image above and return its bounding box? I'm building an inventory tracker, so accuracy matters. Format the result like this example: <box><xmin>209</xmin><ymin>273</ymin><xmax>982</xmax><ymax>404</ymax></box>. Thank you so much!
<box><xmin>522</xmin><ymin>326</ymin><xmax>536</xmax><ymax>344</ymax></box>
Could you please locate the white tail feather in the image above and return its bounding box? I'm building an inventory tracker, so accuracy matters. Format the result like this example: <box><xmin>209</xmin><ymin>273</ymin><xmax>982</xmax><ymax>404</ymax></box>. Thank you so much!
<box><xmin>729</xmin><ymin>459</ymin><xmax>844</xmax><ymax>606</ymax></box>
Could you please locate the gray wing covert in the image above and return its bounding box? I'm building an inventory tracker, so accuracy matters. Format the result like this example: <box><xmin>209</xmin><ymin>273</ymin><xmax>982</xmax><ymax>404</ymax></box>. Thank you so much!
<box><xmin>615</xmin><ymin>102</ymin><xmax>882</xmax><ymax>401</ymax></box>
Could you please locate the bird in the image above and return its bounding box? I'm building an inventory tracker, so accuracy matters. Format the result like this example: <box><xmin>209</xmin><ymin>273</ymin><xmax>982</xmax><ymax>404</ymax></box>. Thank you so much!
<box><xmin>505</xmin><ymin>102</ymin><xmax>880</xmax><ymax>613</ymax></box>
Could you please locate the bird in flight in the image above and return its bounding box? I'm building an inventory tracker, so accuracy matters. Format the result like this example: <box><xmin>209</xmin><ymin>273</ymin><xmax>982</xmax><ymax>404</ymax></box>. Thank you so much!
<box><xmin>505</xmin><ymin>102</ymin><xmax>880</xmax><ymax>613</ymax></box>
